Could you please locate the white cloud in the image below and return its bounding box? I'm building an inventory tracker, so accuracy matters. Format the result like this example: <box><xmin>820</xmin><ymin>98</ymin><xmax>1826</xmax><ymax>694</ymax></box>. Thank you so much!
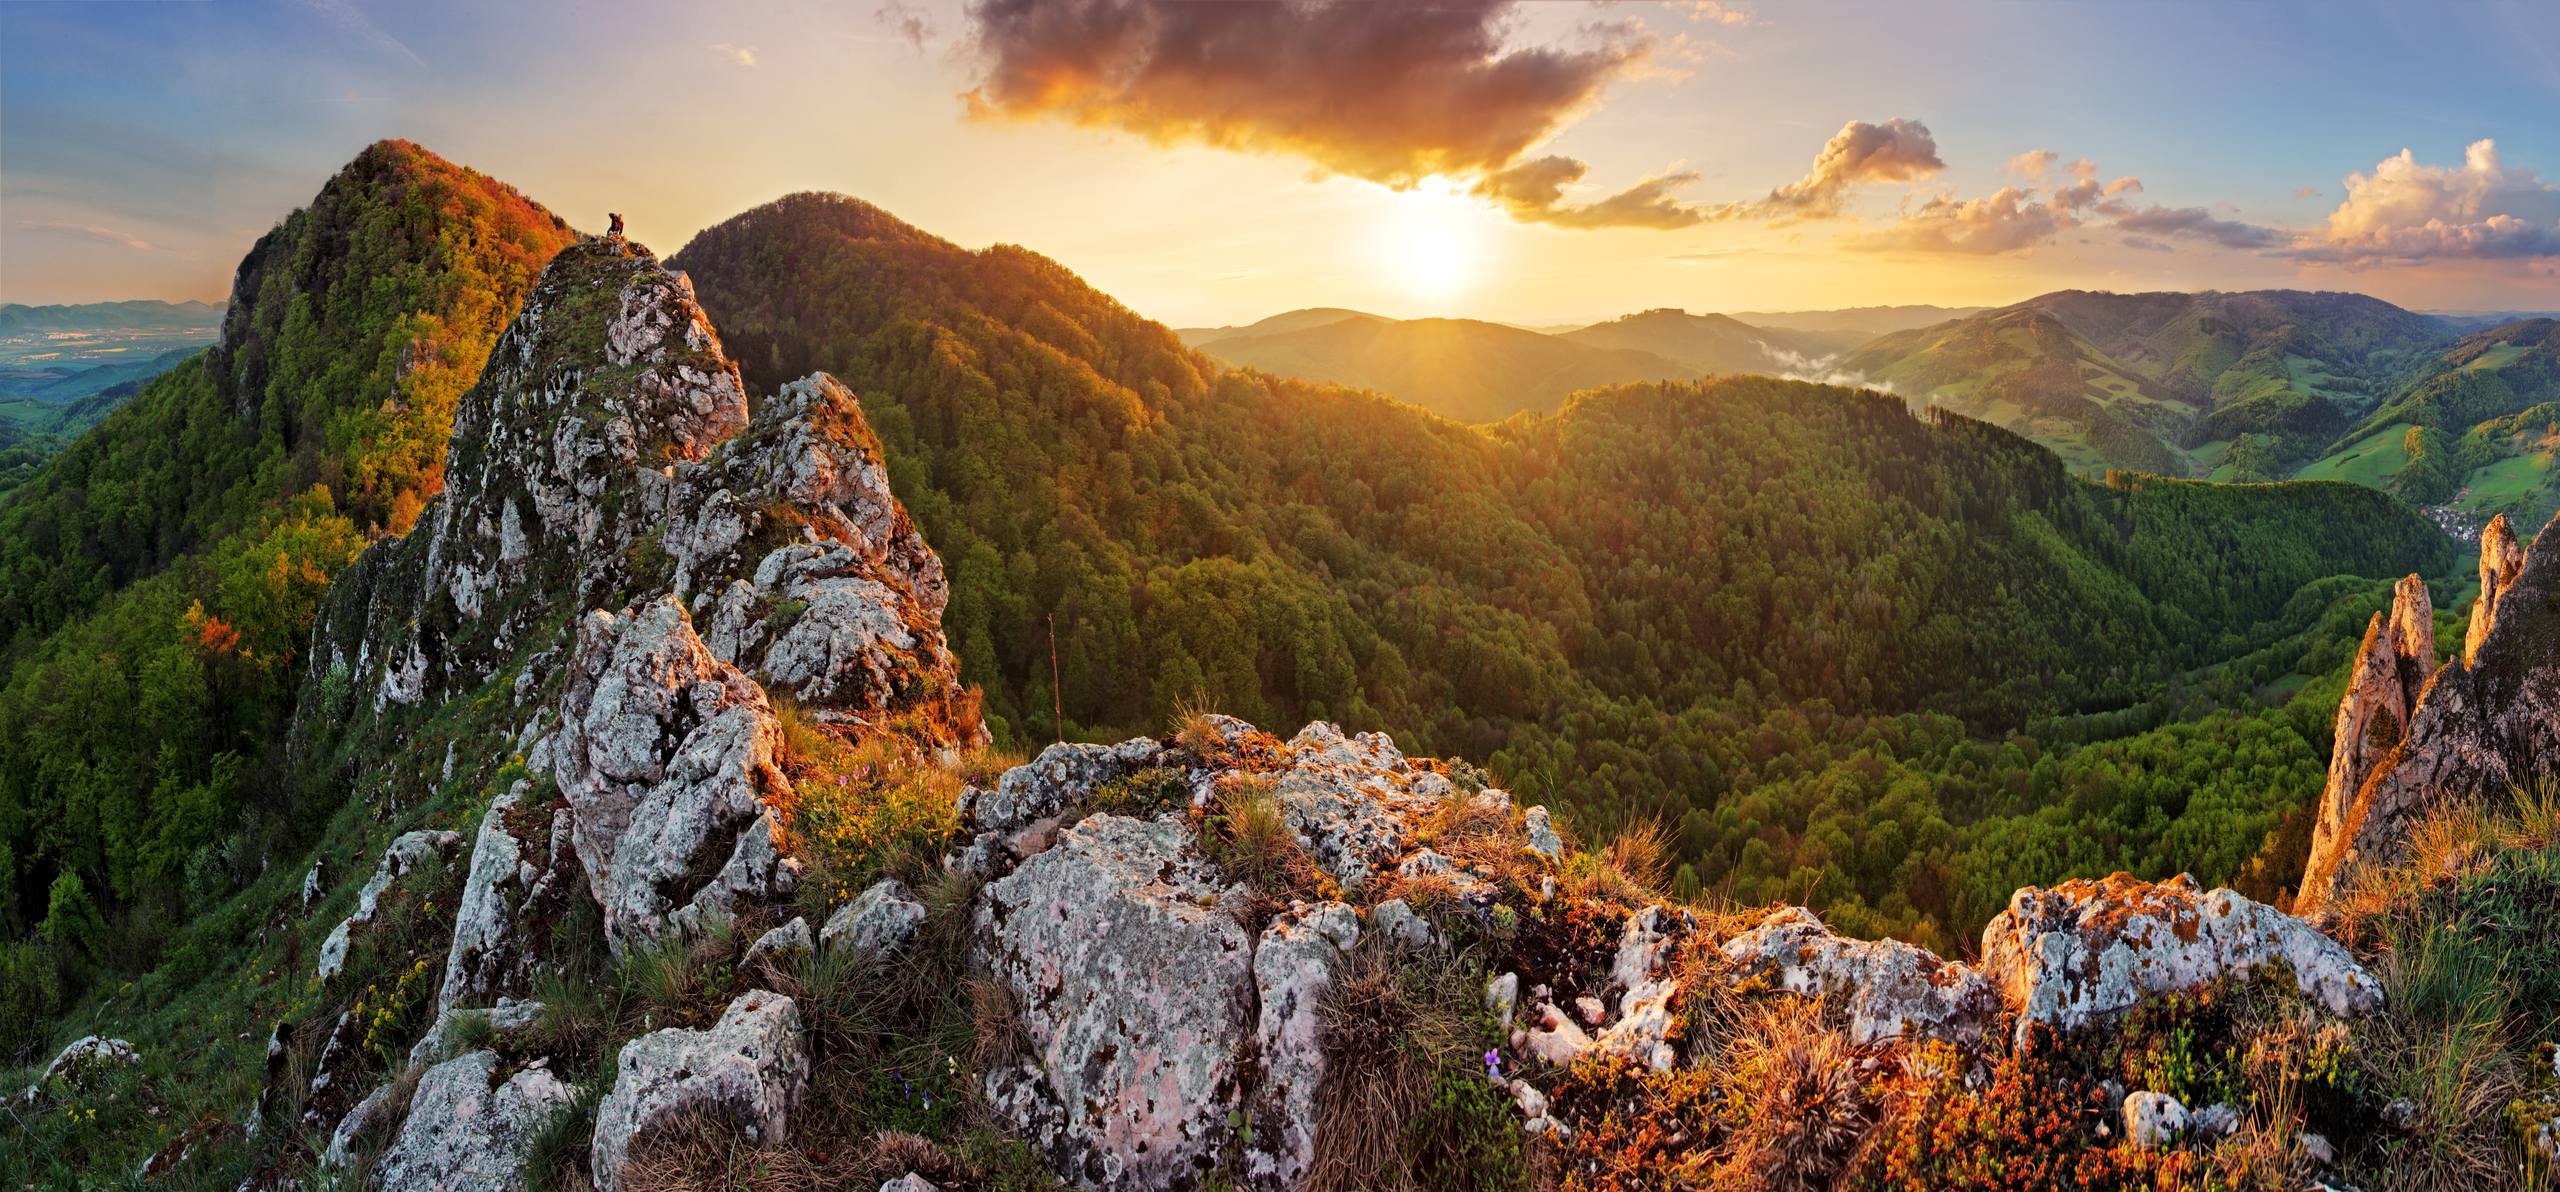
<box><xmin>711</xmin><ymin>43</ymin><xmax>759</xmax><ymax>68</ymax></box>
<box><xmin>2301</xmin><ymin>139</ymin><xmax>2560</xmax><ymax>262</ymax></box>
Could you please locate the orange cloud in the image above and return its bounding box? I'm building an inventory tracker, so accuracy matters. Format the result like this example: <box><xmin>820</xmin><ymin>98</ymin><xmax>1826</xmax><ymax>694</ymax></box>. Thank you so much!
<box><xmin>1712</xmin><ymin>118</ymin><xmax>1944</xmax><ymax>221</ymax></box>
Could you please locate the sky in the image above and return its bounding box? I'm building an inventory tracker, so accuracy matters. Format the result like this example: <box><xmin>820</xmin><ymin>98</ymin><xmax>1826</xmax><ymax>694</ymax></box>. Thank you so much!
<box><xmin>5</xmin><ymin>0</ymin><xmax>2560</xmax><ymax>327</ymax></box>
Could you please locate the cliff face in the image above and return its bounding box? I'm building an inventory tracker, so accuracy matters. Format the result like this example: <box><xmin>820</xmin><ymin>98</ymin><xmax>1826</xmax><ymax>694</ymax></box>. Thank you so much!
<box><xmin>2299</xmin><ymin>512</ymin><xmax>2560</xmax><ymax>909</ymax></box>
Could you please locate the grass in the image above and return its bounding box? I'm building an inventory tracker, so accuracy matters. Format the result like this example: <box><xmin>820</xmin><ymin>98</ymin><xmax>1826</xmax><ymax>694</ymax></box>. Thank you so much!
<box><xmin>1308</xmin><ymin>940</ymin><xmax>1522</xmax><ymax>1192</ymax></box>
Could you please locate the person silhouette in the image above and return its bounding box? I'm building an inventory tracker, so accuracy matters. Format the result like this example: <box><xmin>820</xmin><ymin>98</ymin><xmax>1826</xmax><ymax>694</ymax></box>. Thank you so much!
<box><xmin>608</xmin><ymin>212</ymin><xmax>625</xmax><ymax>239</ymax></box>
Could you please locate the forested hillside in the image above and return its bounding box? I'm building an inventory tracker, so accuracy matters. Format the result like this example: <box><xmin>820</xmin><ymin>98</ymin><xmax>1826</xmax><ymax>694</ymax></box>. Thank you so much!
<box><xmin>0</xmin><ymin>142</ymin><xmax>575</xmax><ymax>1036</ymax></box>
<box><xmin>670</xmin><ymin>192</ymin><xmax>2456</xmax><ymax>948</ymax></box>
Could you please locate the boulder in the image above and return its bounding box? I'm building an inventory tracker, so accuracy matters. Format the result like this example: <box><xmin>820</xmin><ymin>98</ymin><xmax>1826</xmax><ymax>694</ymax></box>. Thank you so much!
<box><xmin>1723</xmin><ymin>906</ymin><xmax>2001</xmax><ymax>1047</ymax></box>
<box><xmin>406</xmin><ymin>996</ymin><xmax>547</xmax><ymax>1069</ymax></box>
<box><xmin>1981</xmin><ymin>874</ymin><xmax>2380</xmax><ymax>1040</ymax></box>
<box><xmin>315</xmin><ymin>829</ymin><xmax>462</xmax><ymax>985</ymax></box>
<box><xmin>1243</xmin><ymin>901</ymin><xmax>1359</xmax><ymax>1190</ymax></box>
<box><xmin>743</xmin><ymin>916</ymin><xmax>815</xmax><ymax>975</ymax></box>
<box><xmin>1594</xmin><ymin>905</ymin><xmax>1693</xmax><ymax>1071</ymax></box>
<box><xmin>372</xmin><ymin>1049</ymin><xmax>578</xmax><ymax>1191</ymax></box>
<box><xmin>592</xmin><ymin>990</ymin><xmax>809</xmax><ymax>1191</ymax></box>
<box><xmin>1522</xmin><ymin>805</ymin><xmax>1564</xmax><ymax>862</ymax></box>
<box><xmin>954</xmin><ymin>737</ymin><xmax>1163</xmax><ymax>874</ymax></box>
<box><xmin>16</xmin><ymin>1036</ymin><xmax>139</xmax><ymax>1105</ymax></box>
<box><xmin>974</xmin><ymin>814</ymin><xmax>1253</xmax><ymax>1190</ymax></box>
<box><xmin>822</xmin><ymin>877</ymin><xmax>925</xmax><ymax>960</ymax></box>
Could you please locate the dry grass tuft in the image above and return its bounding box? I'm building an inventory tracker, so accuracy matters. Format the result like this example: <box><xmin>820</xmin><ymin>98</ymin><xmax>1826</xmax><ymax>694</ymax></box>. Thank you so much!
<box><xmin>615</xmin><ymin>1111</ymin><xmax>832</xmax><ymax>1192</ymax></box>
<box><xmin>1706</xmin><ymin>1001</ymin><xmax>1873</xmax><ymax>1191</ymax></box>
<box><xmin>1305</xmin><ymin>943</ymin><xmax>1509</xmax><ymax>1192</ymax></box>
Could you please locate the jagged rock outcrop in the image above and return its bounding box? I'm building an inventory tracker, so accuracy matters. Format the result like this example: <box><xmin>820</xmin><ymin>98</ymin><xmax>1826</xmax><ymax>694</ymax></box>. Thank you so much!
<box><xmin>551</xmin><ymin>596</ymin><xmax>797</xmax><ymax>956</ymax></box>
<box><xmin>371</xmin><ymin>1049</ymin><xmax>577</xmax><ymax>1190</ymax></box>
<box><xmin>2467</xmin><ymin>513</ymin><xmax>2527</xmax><ymax>665</ymax></box>
<box><xmin>269</xmin><ymin>234</ymin><xmax>987</xmax><ymax>1180</ymax></box>
<box><xmin>438</xmin><ymin>779</ymin><xmax>582</xmax><ymax>1011</ymax></box>
<box><xmin>1723</xmin><ymin>906</ymin><xmax>2001</xmax><ymax>1047</ymax></box>
<box><xmin>315</xmin><ymin>830</ymin><xmax>461</xmax><ymax>984</ymax></box>
<box><xmin>1982</xmin><ymin>873</ymin><xmax>2381</xmax><ymax>1039</ymax></box>
<box><xmin>592</xmin><ymin>991</ymin><xmax>809</xmax><ymax>1191</ymax></box>
<box><xmin>2309</xmin><ymin>574</ymin><xmax>2435</xmax><ymax>857</ymax></box>
<box><xmin>975</xmin><ymin>814</ymin><xmax>1254</xmax><ymax>1190</ymax></box>
<box><xmin>2301</xmin><ymin>511</ymin><xmax>2560</xmax><ymax>908</ymax></box>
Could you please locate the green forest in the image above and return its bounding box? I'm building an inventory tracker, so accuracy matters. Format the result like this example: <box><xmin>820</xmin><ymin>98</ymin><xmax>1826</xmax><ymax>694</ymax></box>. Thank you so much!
<box><xmin>0</xmin><ymin>169</ymin><xmax>2464</xmax><ymax>1057</ymax></box>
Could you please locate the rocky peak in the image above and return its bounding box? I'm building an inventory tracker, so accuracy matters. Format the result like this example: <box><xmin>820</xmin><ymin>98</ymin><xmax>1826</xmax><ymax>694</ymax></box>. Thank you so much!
<box><xmin>2307</xmin><ymin>572</ymin><xmax>2435</xmax><ymax>861</ymax></box>
<box><xmin>2300</xmin><ymin>511</ymin><xmax>2560</xmax><ymax>909</ymax></box>
<box><xmin>2467</xmin><ymin>512</ymin><xmax>2528</xmax><ymax>664</ymax></box>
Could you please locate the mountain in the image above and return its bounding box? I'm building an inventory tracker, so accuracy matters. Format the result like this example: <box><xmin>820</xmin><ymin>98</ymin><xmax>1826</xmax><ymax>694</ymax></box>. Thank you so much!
<box><xmin>0</xmin><ymin>140</ymin><xmax>574</xmax><ymax>1071</ymax></box>
<box><xmin>1840</xmin><ymin>290</ymin><xmax>2458</xmax><ymax>480</ymax></box>
<box><xmin>1185</xmin><ymin>310</ymin><xmax>1703</xmax><ymax>421</ymax></box>
<box><xmin>1175</xmin><ymin>307</ymin><xmax>1381</xmax><ymax>348</ymax></box>
<box><xmin>0</xmin><ymin>300</ymin><xmax>221</xmax><ymax>336</ymax></box>
<box><xmin>1556</xmin><ymin>307</ymin><xmax>1841</xmax><ymax>374</ymax></box>
<box><xmin>1728</xmin><ymin>302</ymin><xmax>1988</xmax><ymax>339</ymax></box>
<box><xmin>2296</xmin><ymin>319</ymin><xmax>2560</xmax><ymax>528</ymax></box>
<box><xmin>0</xmin><ymin>162</ymin><xmax>2509</xmax><ymax>1190</ymax></box>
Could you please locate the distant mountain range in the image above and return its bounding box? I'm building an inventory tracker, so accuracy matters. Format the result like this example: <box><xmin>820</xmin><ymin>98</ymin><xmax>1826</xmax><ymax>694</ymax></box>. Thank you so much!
<box><xmin>0</xmin><ymin>299</ymin><xmax>221</xmax><ymax>336</ymax></box>
<box><xmin>0</xmin><ymin>300</ymin><xmax>225</xmax><ymax>495</ymax></box>
<box><xmin>1187</xmin><ymin>290</ymin><xmax>2558</xmax><ymax>527</ymax></box>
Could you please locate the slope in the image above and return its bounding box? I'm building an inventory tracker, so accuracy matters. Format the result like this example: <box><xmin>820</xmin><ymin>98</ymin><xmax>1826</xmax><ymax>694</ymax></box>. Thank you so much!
<box><xmin>1557</xmin><ymin>307</ymin><xmax>1838</xmax><ymax>374</ymax></box>
<box><xmin>2298</xmin><ymin>319</ymin><xmax>2560</xmax><ymax>526</ymax></box>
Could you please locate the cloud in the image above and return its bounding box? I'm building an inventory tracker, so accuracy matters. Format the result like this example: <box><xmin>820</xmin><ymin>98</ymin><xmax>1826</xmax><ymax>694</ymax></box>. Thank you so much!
<box><xmin>1851</xmin><ymin>148</ymin><xmax>2156</xmax><ymax>254</ymax></box>
<box><xmin>2296</xmin><ymin>139</ymin><xmax>2560</xmax><ymax>263</ymax></box>
<box><xmin>960</xmin><ymin>0</ymin><xmax>1649</xmax><ymax>188</ymax></box>
<box><xmin>2293</xmin><ymin>185</ymin><xmax>2321</xmax><ymax>200</ymax></box>
<box><xmin>2113</xmin><ymin>204</ymin><xmax>2281</xmax><ymax>249</ymax></box>
<box><xmin>23</xmin><ymin>220</ymin><xmax>160</xmax><ymax>252</ymax></box>
<box><xmin>711</xmin><ymin>43</ymin><xmax>759</xmax><ymax>67</ymax></box>
<box><xmin>2007</xmin><ymin>149</ymin><xmax>2058</xmax><ymax>177</ymax></box>
<box><xmin>2120</xmin><ymin>234</ymin><xmax>2174</xmax><ymax>253</ymax></box>
<box><xmin>877</xmin><ymin>1</ymin><xmax>933</xmax><ymax>50</ymax></box>
<box><xmin>1850</xmin><ymin>186</ymin><xmax>2073</xmax><ymax>254</ymax></box>
<box><xmin>1674</xmin><ymin>1</ymin><xmax>1758</xmax><ymax>27</ymax></box>
<box><xmin>1713</xmin><ymin>118</ymin><xmax>1944</xmax><ymax>220</ymax></box>
<box><xmin>1475</xmin><ymin>156</ymin><xmax>1707</xmax><ymax>229</ymax></box>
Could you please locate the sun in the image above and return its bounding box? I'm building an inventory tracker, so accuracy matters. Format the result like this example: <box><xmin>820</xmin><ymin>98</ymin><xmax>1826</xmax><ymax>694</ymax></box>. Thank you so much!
<box><xmin>1369</xmin><ymin>179</ymin><xmax>1487</xmax><ymax>307</ymax></box>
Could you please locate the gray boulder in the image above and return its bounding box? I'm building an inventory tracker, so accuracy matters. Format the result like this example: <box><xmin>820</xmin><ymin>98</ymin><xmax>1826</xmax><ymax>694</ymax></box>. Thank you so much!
<box><xmin>592</xmin><ymin>990</ymin><xmax>809</xmax><ymax>1191</ymax></box>
<box><xmin>1243</xmin><ymin>901</ymin><xmax>1359</xmax><ymax>1190</ymax></box>
<box><xmin>1722</xmin><ymin>906</ymin><xmax>2000</xmax><ymax>1047</ymax></box>
<box><xmin>975</xmin><ymin>814</ymin><xmax>1253</xmax><ymax>1190</ymax></box>
<box><xmin>372</xmin><ymin>1050</ymin><xmax>578</xmax><ymax>1191</ymax></box>
<box><xmin>822</xmin><ymin>877</ymin><xmax>925</xmax><ymax>960</ymax></box>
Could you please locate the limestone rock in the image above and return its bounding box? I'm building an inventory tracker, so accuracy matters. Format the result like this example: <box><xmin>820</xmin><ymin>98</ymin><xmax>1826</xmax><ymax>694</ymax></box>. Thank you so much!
<box><xmin>592</xmin><ymin>991</ymin><xmax>809</xmax><ymax>1191</ymax></box>
<box><xmin>1270</xmin><ymin>722</ymin><xmax>1449</xmax><ymax>890</ymax></box>
<box><xmin>974</xmin><ymin>814</ymin><xmax>1253</xmax><ymax>1190</ymax></box>
<box><xmin>822</xmin><ymin>877</ymin><xmax>925</xmax><ymax>960</ymax></box>
<box><xmin>955</xmin><ymin>737</ymin><xmax>1164</xmax><ymax>874</ymax></box>
<box><xmin>2467</xmin><ymin>513</ymin><xmax>2528</xmax><ymax>665</ymax></box>
<box><xmin>372</xmin><ymin>1049</ymin><xmax>578</xmax><ymax>1191</ymax></box>
<box><xmin>439</xmin><ymin>780</ymin><xmax>583</xmax><ymax>1011</ymax></box>
<box><xmin>2306</xmin><ymin>574</ymin><xmax>2435</xmax><ymax>864</ymax></box>
<box><xmin>16</xmin><ymin>1036</ymin><xmax>139</xmax><ymax>1105</ymax></box>
<box><xmin>406</xmin><ymin>996</ymin><xmax>546</xmax><ymax>1069</ymax></box>
<box><xmin>550</xmin><ymin>597</ymin><xmax>796</xmax><ymax>955</ymax></box>
<box><xmin>743</xmin><ymin>916</ymin><xmax>815</xmax><ymax>975</ymax></box>
<box><xmin>2301</xmin><ymin>512</ymin><xmax>2560</xmax><ymax>908</ymax></box>
<box><xmin>1723</xmin><ymin>906</ymin><xmax>2000</xmax><ymax>1047</ymax></box>
<box><xmin>1244</xmin><ymin>901</ymin><xmax>1359</xmax><ymax>1191</ymax></box>
<box><xmin>1981</xmin><ymin>874</ymin><xmax>2380</xmax><ymax>1040</ymax></box>
<box><xmin>880</xmin><ymin>1176</ymin><xmax>940</xmax><ymax>1192</ymax></box>
<box><xmin>2123</xmin><ymin>1090</ymin><xmax>2187</xmax><ymax>1149</ymax></box>
<box><xmin>315</xmin><ymin>829</ymin><xmax>461</xmax><ymax>985</ymax></box>
<box><xmin>1523</xmin><ymin>805</ymin><xmax>1564</xmax><ymax>862</ymax></box>
<box><xmin>2190</xmin><ymin>1102</ymin><xmax>2242</xmax><ymax>1139</ymax></box>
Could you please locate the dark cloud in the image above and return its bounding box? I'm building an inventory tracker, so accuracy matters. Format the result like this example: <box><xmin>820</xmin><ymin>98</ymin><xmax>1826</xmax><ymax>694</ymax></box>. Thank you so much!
<box><xmin>960</xmin><ymin>0</ymin><xmax>1649</xmax><ymax>188</ymax></box>
<box><xmin>877</xmin><ymin>1</ymin><xmax>933</xmax><ymax>51</ymax></box>
<box><xmin>1475</xmin><ymin>156</ymin><xmax>1706</xmax><ymax>229</ymax></box>
<box><xmin>2112</xmin><ymin>205</ymin><xmax>2282</xmax><ymax>249</ymax></box>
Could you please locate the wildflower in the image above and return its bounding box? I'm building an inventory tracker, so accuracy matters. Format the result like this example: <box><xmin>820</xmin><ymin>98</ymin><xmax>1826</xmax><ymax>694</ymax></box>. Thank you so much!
<box><xmin>1484</xmin><ymin>1048</ymin><xmax>1502</xmax><ymax>1078</ymax></box>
